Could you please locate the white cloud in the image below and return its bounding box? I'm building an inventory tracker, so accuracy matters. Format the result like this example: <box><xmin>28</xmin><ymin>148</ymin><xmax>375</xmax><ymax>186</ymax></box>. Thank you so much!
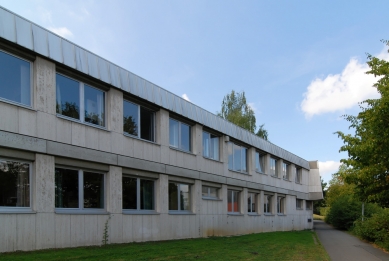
<box><xmin>182</xmin><ymin>94</ymin><xmax>190</xmax><ymax>101</ymax></box>
<box><xmin>300</xmin><ymin>48</ymin><xmax>389</xmax><ymax>119</ymax></box>
<box><xmin>319</xmin><ymin>160</ymin><xmax>341</xmax><ymax>183</ymax></box>
<box><xmin>48</xmin><ymin>27</ymin><xmax>74</xmax><ymax>38</ymax></box>
<box><xmin>248</xmin><ymin>102</ymin><xmax>257</xmax><ymax>112</ymax></box>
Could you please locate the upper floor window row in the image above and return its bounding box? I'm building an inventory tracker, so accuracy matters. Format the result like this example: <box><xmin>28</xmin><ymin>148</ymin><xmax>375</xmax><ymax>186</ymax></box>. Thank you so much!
<box><xmin>228</xmin><ymin>142</ymin><xmax>247</xmax><ymax>173</ymax></box>
<box><xmin>56</xmin><ymin>73</ymin><xmax>105</xmax><ymax>127</ymax></box>
<box><xmin>0</xmin><ymin>50</ymin><xmax>31</xmax><ymax>107</ymax></box>
<box><xmin>169</xmin><ymin>118</ymin><xmax>191</xmax><ymax>152</ymax></box>
<box><xmin>202</xmin><ymin>131</ymin><xmax>219</xmax><ymax>160</ymax></box>
<box><xmin>123</xmin><ymin>100</ymin><xmax>155</xmax><ymax>142</ymax></box>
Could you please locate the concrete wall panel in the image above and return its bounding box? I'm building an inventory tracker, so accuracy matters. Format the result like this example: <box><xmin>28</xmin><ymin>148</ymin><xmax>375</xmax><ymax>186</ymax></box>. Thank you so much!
<box><xmin>34</xmin><ymin>154</ymin><xmax>55</xmax><ymax>213</ymax></box>
<box><xmin>34</xmin><ymin>57</ymin><xmax>55</xmax><ymax>114</ymax></box>
<box><xmin>55</xmin><ymin>214</ymin><xmax>71</xmax><ymax>248</ymax></box>
<box><xmin>16</xmin><ymin>214</ymin><xmax>36</xmax><ymax>251</ymax></box>
<box><xmin>35</xmin><ymin>213</ymin><xmax>55</xmax><ymax>249</ymax></box>
<box><xmin>0</xmin><ymin>214</ymin><xmax>16</xmax><ymax>252</ymax></box>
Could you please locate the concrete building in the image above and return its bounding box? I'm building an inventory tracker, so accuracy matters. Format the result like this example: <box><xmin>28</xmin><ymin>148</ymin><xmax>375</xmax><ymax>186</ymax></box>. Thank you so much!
<box><xmin>0</xmin><ymin>6</ymin><xmax>323</xmax><ymax>253</ymax></box>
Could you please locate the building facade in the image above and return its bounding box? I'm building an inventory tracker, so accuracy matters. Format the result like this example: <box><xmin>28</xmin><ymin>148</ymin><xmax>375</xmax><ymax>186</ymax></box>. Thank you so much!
<box><xmin>0</xmin><ymin>7</ymin><xmax>323</xmax><ymax>253</ymax></box>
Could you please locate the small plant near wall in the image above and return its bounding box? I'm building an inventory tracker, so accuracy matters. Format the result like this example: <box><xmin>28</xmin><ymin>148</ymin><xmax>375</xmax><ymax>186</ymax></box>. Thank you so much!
<box><xmin>102</xmin><ymin>215</ymin><xmax>111</xmax><ymax>246</ymax></box>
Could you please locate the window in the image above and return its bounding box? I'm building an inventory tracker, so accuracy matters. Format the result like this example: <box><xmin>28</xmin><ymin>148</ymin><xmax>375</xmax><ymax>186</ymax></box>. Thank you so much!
<box><xmin>295</xmin><ymin>167</ymin><xmax>302</xmax><ymax>184</ymax></box>
<box><xmin>282</xmin><ymin>162</ymin><xmax>289</xmax><ymax>180</ymax></box>
<box><xmin>202</xmin><ymin>131</ymin><xmax>219</xmax><ymax>160</ymax></box>
<box><xmin>255</xmin><ymin>152</ymin><xmax>264</xmax><ymax>173</ymax></box>
<box><xmin>247</xmin><ymin>193</ymin><xmax>256</xmax><ymax>213</ymax></box>
<box><xmin>296</xmin><ymin>199</ymin><xmax>303</xmax><ymax>210</ymax></box>
<box><xmin>169</xmin><ymin>182</ymin><xmax>190</xmax><ymax>211</ymax></box>
<box><xmin>0</xmin><ymin>159</ymin><xmax>30</xmax><ymax>210</ymax></box>
<box><xmin>55</xmin><ymin>167</ymin><xmax>105</xmax><ymax>212</ymax></box>
<box><xmin>56</xmin><ymin>73</ymin><xmax>105</xmax><ymax>127</ymax></box>
<box><xmin>122</xmin><ymin>176</ymin><xmax>154</xmax><ymax>211</ymax></box>
<box><xmin>264</xmin><ymin>195</ymin><xmax>272</xmax><ymax>214</ymax></box>
<box><xmin>123</xmin><ymin>100</ymin><xmax>155</xmax><ymax>142</ymax></box>
<box><xmin>228</xmin><ymin>142</ymin><xmax>247</xmax><ymax>173</ymax></box>
<box><xmin>277</xmin><ymin>196</ymin><xmax>285</xmax><ymax>214</ymax></box>
<box><xmin>0</xmin><ymin>50</ymin><xmax>31</xmax><ymax>107</ymax></box>
<box><xmin>270</xmin><ymin>158</ymin><xmax>277</xmax><ymax>176</ymax></box>
<box><xmin>306</xmin><ymin>200</ymin><xmax>312</xmax><ymax>210</ymax></box>
<box><xmin>228</xmin><ymin>190</ymin><xmax>240</xmax><ymax>213</ymax></box>
<box><xmin>169</xmin><ymin>118</ymin><xmax>191</xmax><ymax>152</ymax></box>
<box><xmin>202</xmin><ymin>186</ymin><xmax>218</xmax><ymax>199</ymax></box>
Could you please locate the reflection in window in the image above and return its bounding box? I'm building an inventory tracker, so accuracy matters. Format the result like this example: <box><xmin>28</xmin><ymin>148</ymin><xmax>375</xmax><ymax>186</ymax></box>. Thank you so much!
<box><xmin>270</xmin><ymin>158</ymin><xmax>277</xmax><ymax>176</ymax></box>
<box><xmin>202</xmin><ymin>186</ymin><xmax>218</xmax><ymax>199</ymax></box>
<box><xmin>169</xmin><ymin>182</ymin><xmax>190</xmax><ymax>211</ymax></box>
<box><xmin>295</xmin><ymin>167</ymin><xmax>302</xmax><ymax>184</ymax></box>
<box><xmin>123</xmin><ymin>176</ymin><xmax>154</xmax><ymax>210</ymax></box>
<box><xmin>0</xmin><ymin>50</ymin><xmax>31</xmax><ymax>106</ymax></box>
<box><xmin>296</xmin><ymin>199</ymin><xmax>303</xmax><ymax>209</ymax></box>
<box><xmin>56</xmin><ymin>74</ymin><xmax>80</xmax><ymax>120</ymax></box>
<box><xmin>123</xmin><ymin>100</ymin><xmax>155</xmax><ymax>142</ymax></box>
<box><xmin>255</xmin><ymin>152</ymin><xmax>264</xmax><ymax>173</ymax></box>
<box><xmin>203</xmin><ymin>131</ymin><xmax>219</xmax><ymax>160</ymax></box>
<box><xmin>228</xmin><ymin>142</ymin><xmax>247</xmax><ymax>173</ymax></box>
<box><xmin>0</xmin><ymin>160</ymin><xmax>30</xmax><ymax>208</ymax></box>
<box><xmin>247</xmin><ymin>193</ymin><xmax>256</xmax><ymax>213</ymax></box>
<box><xmin>277</xmin><ymin>196</ymin><xmax>285</xmax><ymax>214</ymax></box>
<box><xmin>84</xmin><ymin>85</ymin><xmax>105</xmax><ymax>127</ymax></box>
<box><xmin>169</xmin><ymin>118</ymin><xmax>191</xmax><ymax>152</ymax></box>
<box><xmin>228</xmin><ymin>190</ymin><xmax>239</xmax><ymax>213</ymax></box>
<box><xmin>282</xmin><ymin>163</ymin><xmax>289</xmax><ymax>180</ymax></box>
<box><xmin>264</xmin><ymin>195</ymin><xmax>272</xmax><ymax>214</ymax></box>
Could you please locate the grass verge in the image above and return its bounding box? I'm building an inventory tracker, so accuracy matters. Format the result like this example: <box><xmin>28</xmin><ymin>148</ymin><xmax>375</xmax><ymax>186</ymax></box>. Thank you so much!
<box><xmin>0</xmin><ymin>230</ymin><xmax>329</xmax><ymax>261</ymax></box>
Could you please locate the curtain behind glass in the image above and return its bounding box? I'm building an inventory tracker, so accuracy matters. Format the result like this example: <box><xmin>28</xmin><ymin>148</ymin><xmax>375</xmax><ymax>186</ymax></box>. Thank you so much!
<box><xmin>169</xmin><ymin>119</ymin><xmax>179</xmax><ymax>148</ymax></box>
<box><xmin>140</xmin><ymin>179</ymin><xmax>154</xmax><ymax>210</ymax></box>
<box><xmin>180</xmin><ymin>184</ymin><xmax>190</xmax><ymax>210</ymax></box>
<box><xmin>203</xmin><ymin>132</ymin><xmax>210</xmax><ymax>158</ymax></box>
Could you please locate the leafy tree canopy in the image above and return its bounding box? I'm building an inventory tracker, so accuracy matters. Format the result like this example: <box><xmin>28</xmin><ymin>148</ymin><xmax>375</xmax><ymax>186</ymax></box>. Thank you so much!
<box><xmin>336</xmin><ymin>40</ymin><xmax>389</xmax><ymax>207</ymax></box>
<box><xmin>218</xmin><ymin>90</ymin><xmax>269</xmax><ymax>140</ymax></box>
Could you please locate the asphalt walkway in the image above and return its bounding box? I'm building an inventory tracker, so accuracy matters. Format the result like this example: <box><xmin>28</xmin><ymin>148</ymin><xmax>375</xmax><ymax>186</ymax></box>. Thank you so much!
<box><xmin>314</xmin><ymin>220</ymin><xmax>389</xmax><ymax>261</ymax></box>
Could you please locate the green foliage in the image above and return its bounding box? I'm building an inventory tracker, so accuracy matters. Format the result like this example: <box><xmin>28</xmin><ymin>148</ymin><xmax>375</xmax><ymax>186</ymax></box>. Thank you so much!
<box><xmin>218</xmin><ymin>90</ymin><xmax>269</xmax><ymax>140</ymax></box>
<box><xmin>319</xmin><ymin>207</ymin><xmax>330</xmax><ymax>217</ymax></box>
<box><xmin>336</xmin><ymin>40</ymin><xmax>389</xmax><ymax>207</ymax></box>
<box><xmin>353</xmin><ymin>208</ymin><xmax>389</xmax><ymax>251</ymax></box>
<box><xmin>102</xmin><ymin>216</ymin><xmax>111</xmax><ymax>246</ymax></box>
<box><xmin>325</xmin><ymin>165</ymin><xmax>355</xmax><ymax>207</ymax></box>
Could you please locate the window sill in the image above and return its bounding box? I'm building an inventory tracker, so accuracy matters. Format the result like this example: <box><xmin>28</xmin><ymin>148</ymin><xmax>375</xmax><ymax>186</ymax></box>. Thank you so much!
<box><xmin>55</xmin><ymin>209</ymin><xmax>109</xmax><ymax>215</ymax></box>
<box><xmin>227</xmin><ymin>213</ymin><xmax>243</xmax><ymax>216</ymax></box>
<box><xmin>0</xmin><ymin>97</ymin><xmax>35</xmax><ymax>111</ymax></box>
<box><xmin>277</xmin><ymin>213</ymin><xmax>286</xmax><ymax>216</ymax></box>
<box><xmin>296</xmin><ymin>208</ymin><xmax>303</xmax><ymax>211</ymax></box>
<box><xmin>0</xmin><ymin>208</ymin><xmax>36</xmax><ymax>214</ymax></box>
<box><xmin>228</xmin><ymin>169</ymin><xmax>249</xmax><ymax>175</ymax></box>
<box><xmin>283</xmin><ymin>178</ymin><xmax>292</xmax><ymax>182</ymax></box>
<box><xmin>248</xmin><ymin>213</ymin><xmax>260</xmax><ymax>216</ymax></box>
<box><xmin>255</xmin><ymin>171</ymin><xmax>266</xmax><ymax>175</ymax></box>
<box><xmin>168</xmin><ymin>211</ymin><xmax>195</xmax><ymax>215</ymax></box>
<box><xmin>203</xmin><ymin>156</ymin><xmax>222</xmax><ymax>163</ymax></box>
<box><xmin>123</xmin><ymin>210</ymin><xmax>159</xmax><ymax>215</ymax></box>
<box><xmin>169</xmin><ymin>146</ymin><xmax>196</xmax><ymax>156</ymax></box>
<box><xmin>123</xmin><ymin>133</ymin><xmax>159</xmax><ymax>146</ymax></box>
<box><xmin>295</xmin><ymin>182</ymin><xmax>302</xmax><ymax>185</ymax></box>
<box><xmin>264</xmin><ymin>213</ymin><xmax>274</xmax><ymax>216</ymax></box>
<box><xmin>56</xmin><ymin>114</ymin><xmax>109</xmax><ymax>132</ymax></box>
<box><xmin>202</xmin><ymin>197</ymin><xmax>222</xmax><ymax>201</ymax></box>
<box><xmin>271</xmin><ymin>175</ymin><xmax>280</xmax><ymax>179</ymax></box>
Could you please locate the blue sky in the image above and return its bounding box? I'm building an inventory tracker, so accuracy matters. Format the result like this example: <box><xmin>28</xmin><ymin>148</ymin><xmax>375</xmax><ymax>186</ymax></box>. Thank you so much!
<box><xmin>1</xmin><ymin>0</ymin><xmax>388</xmax><ymax>183</ymax></box>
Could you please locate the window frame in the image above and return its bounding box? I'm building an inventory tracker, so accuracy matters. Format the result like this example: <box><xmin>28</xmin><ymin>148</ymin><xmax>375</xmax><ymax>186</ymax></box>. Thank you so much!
<box><xmin>277</xmin><ymin>196</ymin><xmax>285</xmax><ymax>215</ymax></box>
<box><xmin>296</xmin><ymin>199</ymin><xmax>303</xmax><ymax>210</ymax></box>
<box><xmin>0</xmin><ymin>158</ymin><xmax>32</xmax><ymax>213</ymax></box>
<box><xmin>123</xmin><ymin>100</ymin><xmax>156</xmax><ymax>142</ymax></box>
<box><xmin>169</xmin><ymin>118</ymin><xmax>192</xmax><ymax>152</ymax></box>
<box><xmin>227</xmin><ymin>189</ymin><xmax>240</xmax><ymax>214</ymax></box>
<box><xmin>202</xmin><ymin>130</ymin><xmax>219</xmax><ymax>161</ymax></box>
<box><xmin>56</xmin><ymin>73</ymin><xmax>107</xmax><ymax>129</ymax></box>
<box><xmin>228</xmin><ymin>142</ymin><xmax>248</xmax><ymax>173</ymax></box>
<box><xmin>202</xmin><ymin>185</ymin><xmax>219</xmax><ymax>200</ymax></box>
<box><xmin>270</xmin><ymin>157</ymin><xmax>278</xmax><ymax>177</ymax></box>
<box><xmin>168</xmin><ymin>182</ymin><xmax>192</xmax><ymax>213</ymax></box>
<box><xmin>247</xmin><ymin>192</ymin><xmax>257</xmax><ymax>214</ymax></box>
<box><xmin>0</xmin><ymin>49</ymin><xmax>33</xmax><ymax>108</ymax></box>
<box><xmin>295</xmin><ymin>167</ymin><xmax>302</xmax><ymax>184</ymax></box>
<box><xmin>255</xmin><ymin>152</ymin><xmax>265</xmax><ymax>173</ymax></box>
<box><xmin>54</xmin><ymin>166</ymin><xmax>107</xmax><ymax>214</ymax></box>
<box><xmin>282</xmin><ymin>162</ymin><xmax>289</xmax><ymax>180</ymax></box>
<box><xmin>264</xmin><ymin>194</ymin><xmax>272</xmax><ymax>214</ymax></box>
<box><xmin>306</xmin><ymin>200</ymin><xmax>312</xmax><ymax>210</ymax></box>
<box><xmin>122</xmin><ymin>175</ymin><xmax>156</xmax><ymax>214</ymax></box>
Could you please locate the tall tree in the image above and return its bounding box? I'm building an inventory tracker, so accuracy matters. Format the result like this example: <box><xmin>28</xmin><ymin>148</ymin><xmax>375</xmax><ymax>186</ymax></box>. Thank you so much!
<box><xmin>336</xmin><ymin>40</ymin><xmax>389</xmax><ymax>207</ymax></box>
<box><xmin>218</xmin><ymin>90</ymin><xmax>268</xmax><ymax>140</ymax></box>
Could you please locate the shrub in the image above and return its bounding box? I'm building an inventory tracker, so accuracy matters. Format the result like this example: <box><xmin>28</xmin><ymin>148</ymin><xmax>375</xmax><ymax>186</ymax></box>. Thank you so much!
<box><xmin>319</xmin><ymin>207</ymin><xmax>330</xmax><ymax>217</ymax></box>
<box><xmin>353</xmin><ymin>208</ymin><xmax>389</xmax><ymax>251</ymax></box>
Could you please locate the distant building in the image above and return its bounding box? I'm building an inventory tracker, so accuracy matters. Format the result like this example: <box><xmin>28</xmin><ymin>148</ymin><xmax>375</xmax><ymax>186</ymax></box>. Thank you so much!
<box><xmin>0</xmin><ymin>6</ymin><xmax>322</xmax><ymax>252</ymax></box>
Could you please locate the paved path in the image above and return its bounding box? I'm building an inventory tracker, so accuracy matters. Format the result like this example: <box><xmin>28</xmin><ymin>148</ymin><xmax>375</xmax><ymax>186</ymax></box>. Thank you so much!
<box><xmin>314</xmin><ymin>220</ymin><xmax>389</xmax><ymax>261</ymax></box>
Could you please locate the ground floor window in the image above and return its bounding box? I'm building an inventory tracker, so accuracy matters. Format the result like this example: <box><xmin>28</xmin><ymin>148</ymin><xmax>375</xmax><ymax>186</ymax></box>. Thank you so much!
<box><xmin>169</xmin><ymin>182</ymin><xmax>190</xmax><ymax>211</ymax></box>
<box><xmin>296</xmin><ymin>199</ymin><xmax>303</xmax><ymax>210</ymax></box>
<box><xmin>123</xmin><ymin>176</ymin><xmax>154</xmax><ymax>211</ymax></box>
<box><xmin>264</xmin><ymin>195</ymin><xmax>272</xmax><ymax>214</ymax></box>
<box><xmin>0</xmin><ymin>159</ymin><xmax>30</xmax><ymax>209</ymax></box>
<box><xmin>306</xmin><ymin>200</ymin><xmax>312</xmax><ymax>210</ymax></box>
<box><xmin>55</xmin><ymin>167</ymin><xmax>105</xmax><ymax>211</ymax></box>
<box><xmin>247</xmin><ymin>193</ymin><xmax>256</xmax><ymax>213</ymax></box>
<box><xmin>277</xmin><ymin>196</ymin><xmax>285</xmax><ymax>214</ymax></box>
<box><xmin>228</xmin><ymin>190</ymin><xmax>240</xmax><ymax>213</ymax></box>
<box><xmin>202</xmin><ymin>186</ymin><xmax>218</xmax><ymax>199</ymax></box>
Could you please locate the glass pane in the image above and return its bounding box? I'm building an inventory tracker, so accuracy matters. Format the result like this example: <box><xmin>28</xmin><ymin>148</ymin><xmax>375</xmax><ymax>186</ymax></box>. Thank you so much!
<box><xmin>83</xmin><ymin>172</ymin><xmax>104</xmax><ymax>209</ymax></box>
<box><xmin>122</xmin><ymin>177</ymin><xmax>137</xmax><ymax>209</ymax></box>
<box><xmin>55</xmin><ymin>168</ymin><xmax>78</xmax><ymax>208</ymax></box>
<box><xmin>168</xmin><ymin>182</ymin><xmax>178</xmax><ymax>210</ymax></box>
<box><xmin>233</xmin><ymin>144</ymin><xmax>241</xmax><ymax>171</ymax></box>
<box><xmin>169</xmin><ymin>119</ymin><xmax>179</xmax><ymax>148</ymax></box>
<box><xmin>232</xmin><ymin>191</ymin><xmax>239</xmax><ymax>212</ymax></box>
<box><xmin>241</xmin><ymin>147</ymin><xmax>247</xmax><ymax>172</ymax></box>
<box><xmin>209</xmin><ymin>187</ymin><xmax>218</xmax><ymax>198</ymax></box>
<box><xmin>140</xmin><ymin>107</ymin><xmax>154</xmax><ymax>141</ymax></box>
<box><xmin>227</xmin><ymin>190</ymin><xmax>233</xmax><ymax>212</ymax></box>
<box><xmin>247</xmin><ymin>194</ymin><xmax>252</xmax><ymax>212</ymax></box>
<box><xmin>84</xmin><ymin>85</ymin><xmax>105</xmax><ymax>127</ymax></box>
<box><xmin>123</xmin><ymin>101</ymin><xmax>138</xmax><ymax>136</ymax></box>
<box><xmin>180</xmin><ymin>123</ymin><xmax>191</xmax><ymax>152</ymax></box>
<box><xmin>180</xmin><ymin>184</ymin><xmax>190</xmax><ymax>211</ymax></box>
<box><xmin>0</xmin><ymin>51</ymin><xmax>31</xmax><ymax>106</ymax></box>
<box><xmin>202</xmin><ymin>132</ymin><xmax>210</xmax><ymax>158</ymax></box>
<box><xmin>210</xmin><ymin>134</ymin><xmax>219</xmax><ymax>160</ymax></box>
<box><xmin>140</xmin><ymin>179</ymin><xmax>154</xmax><ymax>210</ymax></box>
<box><xmin>202</xmin><ymin>186</ymin><xmax>209</xmax><ymax>197</ymax></box>
<box><xmin>228</xmin><ymin>142</ymin><xmax>233</xmax><ymax>170</ymax></box>
<box><xmin>248</xmin><ymin>193</ymin><xmax>255</xmax><ymax>212</ymax></box>
<box><xmin>256</xmin><ymin>153</ymin><xmax>262</xmax><ymax>172</ymax></box>
<box><xmin>0</xmin><ymin>160</ymin><xmax>30</xmax><ymax>207</ymax></box>
<box><xmin>56</xmin><ymin>74</ymin><xmax>80</xmax><ymax>120</ymax></box>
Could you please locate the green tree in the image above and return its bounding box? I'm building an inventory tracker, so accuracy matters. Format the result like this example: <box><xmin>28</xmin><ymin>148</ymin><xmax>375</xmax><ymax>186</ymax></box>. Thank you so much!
<box><xmin>218</xmin><ymin>90</ymin><xmax>268</xmax><ymax>140</ymax></box>
<box><xmin>313</xmin><ymin>177</ymin><xmax>327</xmax><ymax>214</ymax></box>
<box><xmin>336</xmin><ymin>40</ymin><xmax>389</xmax><ymax>208</ymax></box>
<box><xmin>325</xmin><ymin>164</ymin><xmax>355</xmax><ymax>207</ymax></box>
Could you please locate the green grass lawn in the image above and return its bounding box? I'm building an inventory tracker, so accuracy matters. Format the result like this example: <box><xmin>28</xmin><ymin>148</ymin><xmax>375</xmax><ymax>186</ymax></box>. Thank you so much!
<box><xmin>0</xmin><ymin>230</ymin><xmax>329</xmax><ymax>261</ymax></box>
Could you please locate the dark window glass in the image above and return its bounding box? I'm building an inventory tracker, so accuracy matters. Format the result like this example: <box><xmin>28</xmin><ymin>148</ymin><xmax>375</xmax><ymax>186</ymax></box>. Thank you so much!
<box><xmin>180</xmin><ymin>184</ymin><xmax>190</xmax><ymax>210</ymax></box>
<box><xmin>0</xmin><ymin>160</ymin><xmax>30</xmax><ymax>207</ymax></box>
<box><xmin>140</xmin><ymin>179</ymin><xmax>154</xmax><ymax>210</ymax></box>
<box><xmin>180</xmin><ymin>123</ymin><xmax>191</xmax><ymax>152</ymax></box>
<box><xmin>0</xmin><ymin>51</ymin><xmax>31</xmax><ymax>106</ymax></box>
<box><xmin>84</xmin><ymin>85</ymin><xmax>105</xmax><ymax>127</ymax></box>
<box><xmin>83</xmin><ymin>172</ymin><xmax>104</xmax><ymax>209</ymax></box>
<box><xmin>56</xmin><ymin>74</ymin><xmax>80</xmax><ymax>120</ymax></box>
<box><xmin>123</xmin><ymin>101</ymin><xmax>138</xmax><ymax>136</ymax></box>
<box><xmin>122</xmin><ymin>177</ymin><xmax>137</xmax><ymax>209</ymax></box>
<box><xmin>140</xmin><ymin>107</ymin><xmax>154</xmax><ymax>141</ymax></box>
<box><xmin>55</xmin><ymin>168</ymin><xmax>79</xmax><ymax>208</ymax></box>
<box><xmin>168</xmin><ymin>183</ymin><xmax>178</xmax><ymax>210</ymax></box>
